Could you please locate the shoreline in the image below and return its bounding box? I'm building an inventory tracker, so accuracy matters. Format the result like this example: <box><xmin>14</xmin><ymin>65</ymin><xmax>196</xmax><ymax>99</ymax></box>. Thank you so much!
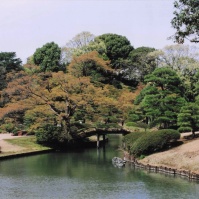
<box><xmin>122</xmin><ymin>132</ymin><xmax>199</xmax><ymax>181</ymax></box>
<box><xmin>0</xmin><ymin>134</ymin><xmax>107</xmax><ymax>160</ymax></box>
<box><xmin>0</xmin><ymin>134</ymin><xmax>54</xmax><ymax>160</ymax></box>
<box><xmin>0</xmin><ymin>148</ymin><xmax>54</xmax><ymax>160</ymax></box>
<box><xmin>124</xmin><ymin>153</ymin><xmax>199</xmax><ymax>181</ymax></box>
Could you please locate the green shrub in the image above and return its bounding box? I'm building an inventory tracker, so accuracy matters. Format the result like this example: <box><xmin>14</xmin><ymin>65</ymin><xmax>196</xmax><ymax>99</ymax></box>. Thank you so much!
<box><xmin>12</xmin><ymin>128</ymin><xmax>20</xmax><ymax>135</ymax></box>
<box><xmin>139</xmin><ymin>155</ymin><xmax>146</xmax><ymax>159</ymax></box>
<box><xmin>36</xmin><ymin>124</ymin><xmax>61</xmax><ymax>144</ymax></box>
<box><xmin>130</xmin><ymin>129</ymin><xmax>180</xmax><ymax>157</ymax></box>
<box><xmin>95</xmin><ymin>122</ymin><xmax>120</xmax><ymax>129</ymax></box>
<box><xmin>71</xmin><ymin>122</ymin><xmax>91</xmax><ymax>130</ymax></box>
<box><xmin>123</xmin><ymin>131</ymin><xmax>146</xmax><ymax>150</ymax></box>
<box><xmin>178</xmin><ymin>126</ymin><xmax>192</xmax><ymax>133</ymax></box>
<box><xmin>1</xmin><ymin>123</ymin><xmax>15</xmax><ymax>132</ymax></box>
<box><xmin>125</xmin><ymin>122</ymin><xmax>137</xmax><ymax>127</ymax></box>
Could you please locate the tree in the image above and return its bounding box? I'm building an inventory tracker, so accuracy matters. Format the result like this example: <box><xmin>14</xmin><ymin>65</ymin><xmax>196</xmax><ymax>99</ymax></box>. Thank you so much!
<box><xmin>144</xmin><ymin>67</ymin><xmax>183</xmax><ymax>94</ymax></box>
<box><xmin>1</xmin><ymin>71</ymin><xmax>87</xmax><ymax>141</ymax></box>
<box><xmin>66</xmin><ymin>31</ymin><xmax>95</xmax><ymax>49</ymax></box>
<box><xmin>128</xmin><ymin>46</ymin><xmax>156</xmax><ymax>81</ymax></box>
<box><xmin>178</xmin><ymin>102</ymin><xmax>199</xmax><ymax>136</ymax></box>
<box><xmin>33</xmin><ymin>42</ymin><xmax>62</xmax><ymax>72</ymax></box>
<box><xmin>97</xmin><ymin>33</ymin><xmax>134</xmax><ymax>68</ymax></box>
<box><xmin>0</xmin><ymin>66</ymin><xmax>6</xmax><ymax>91</ymax></box>
<box><xmin>0</xmin><ymin>52</ymin><xmax>22</xmax><ymax>72</ymax></box>
<box><xmin>194</xmin><ymin>71</ymin><xmax>199</xmax><ymax>97</ymax></box>
<box><xmin>61</xmin><ymin>31</ymin><xmax>96</xmax><ymax>64</ymax></box>
<box><xmin>0</xmin><ymin>70</ymin><xmax>126</xmax><ymax>141</ymax></box>
<box><xmin>67</xmin><ymin>51</ymin><xmax>113</xmax><ymax>83</ymax></box>
<box><xmin>134</xmin><ymin>67</ymin><xmax>186</xmax><ymax>128</ymax></box>
<box><xmin>171</xmin><ymin>0</ymin><xmax>199</xmax><ymax>43</ymax></box>
<box><xmin>148</xmin><ymin>44</ymin><xmax>199</xmax><ymax>101</ymax></box>
<box><xmin>117</xmin><ymin>89</ymin><xmax>138</xmax><ymax>125</ymax></box>
<box><xmin>0</xmin><ymin>52</ymin><xmax>22</xmax><ymax>91</ymax></box>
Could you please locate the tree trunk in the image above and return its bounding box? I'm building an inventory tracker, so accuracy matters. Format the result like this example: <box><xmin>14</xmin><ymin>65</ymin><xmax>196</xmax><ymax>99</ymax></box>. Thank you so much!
<box><xmin>60</xmin><ymin>118</ymin><xmax>72</xmax><ymax>142</ymax></box>
<box><xmin>192</xmin><ymin>130</ymin><xmax>195</xmax><ymax>138</ymax></box>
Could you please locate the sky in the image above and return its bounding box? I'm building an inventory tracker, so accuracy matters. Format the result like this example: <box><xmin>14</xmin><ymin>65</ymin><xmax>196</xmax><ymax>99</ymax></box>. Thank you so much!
<box><xmin>0</xmin><ymin>0</ymin><xmax>191</xmax><ymax>63</ymax></box>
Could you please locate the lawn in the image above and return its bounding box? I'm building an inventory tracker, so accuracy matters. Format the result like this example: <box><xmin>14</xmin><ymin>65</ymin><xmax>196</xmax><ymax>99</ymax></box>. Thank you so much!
<box><xmin>4</xmin><ymin>136</ymin><xmax>52</xmax><ymax>151</ymax></box>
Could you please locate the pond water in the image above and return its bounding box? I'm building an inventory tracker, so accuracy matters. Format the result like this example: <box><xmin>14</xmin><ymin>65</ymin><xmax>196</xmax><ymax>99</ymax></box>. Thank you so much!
<box><xmin>0</xmin><ymin>135</ymin><xmax>199</xmax><ymax>199</ymax></box>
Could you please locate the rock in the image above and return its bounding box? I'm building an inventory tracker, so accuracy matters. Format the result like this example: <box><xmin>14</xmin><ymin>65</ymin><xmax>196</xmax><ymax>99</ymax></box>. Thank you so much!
<box><xmin>112</xmin><ymin>157</ymin><xmax>126</xmax><ymax>168</ymax></box>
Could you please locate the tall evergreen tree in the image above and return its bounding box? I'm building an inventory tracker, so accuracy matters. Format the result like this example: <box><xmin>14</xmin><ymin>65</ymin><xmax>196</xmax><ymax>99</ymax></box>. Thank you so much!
<box><xmin>178</xmin><ymin>102</ymin><xmax>199</xmax><ymax>136</ymax></box>
<box><xmin>134</xmin><ymin>67</ymin><xmax>186</xmax><ymax>128</ymax></box>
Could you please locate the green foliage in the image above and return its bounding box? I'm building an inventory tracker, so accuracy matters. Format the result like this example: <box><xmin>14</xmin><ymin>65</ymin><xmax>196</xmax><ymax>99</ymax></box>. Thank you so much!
<box><xmin>97</xmin><ymin>33</ymin><xmax>134</xmax><ymax>68</ymax></box>
<box><xmin>0</xmin><ymin>123</ymin><xmax>15</xmax><ymax>132</ymax></box>
<box><xmin>36</xmin><ymin>124</ymin><xmax>61</xmax><ymax>145</ymax></box>
<box><xmin>0</xmin><ymin>66</ymin><xmax>6</xmax><ymax>91</ymax></box>
<box><xmin>23</xmin><ymin>107</ymin><xmax>55</xmax><ymax>133</ymax></box>
<box><xmin>148</xmin><ymin>45</ymin><xmax>199</xmax><ymax>102</ymax></box>
<box><xmin>144</xmin><ymin>67</ymin><xmax>183</xmax><ymax>93</ymax></box>
<box><xmin>5</xmin><ymin>136</ymin><xmax>52</xmax><ymax>151</ymax></box>
<box><xmin>178</xmin><ymin>126</ymin><xmax>192</xmax><ymax>133</ymax></box>
<box><xmin>128</xmin><ymin>46</ymin><xmax>156</xmax><ymax>81</ymax></box>
<box><xmin>125</xmin><ymin>122</ymin><xmax>137</xmax><ymax>127</ymax></box>
<box><xmin>134</xmin><ymin>68</ymin><xmax>186</xmax><ymax>128</ymax></box>
<box><xmin>94</xmin><ymin>122</ymin><xmax>120</xmax><ymax>129</ymax></box>
<box><xmin>134</xmin><ymin>86</ymin><xmax>158</xmax><ymax>105</ymax></box>
<box><xmin>177</xmin><ymin>102</ymin><xmax>199</xmax><ymax>135</ymax></box>
<box><xmin>194</xmin><ymin>71</ymin><xmax>199</xmax><ymax>97</ymax></box>
<box><xmin>70</xmin><ymin>122</ymin><xmax>91</xmax><ymax>132</ymax></box>
<box><xmin>68</xmin><ymin>51</ymin><xmax>113</xmax><ymax>84</ymax></box>
<box><xmin>129</xmin><ymin>47</ymin><xmax>155</xmax><ymax>62</ymax></box>
<box><xmin>33</xmin><ymin>42</ymin><xmax>62</xmax><ymax>72</ymax></box>
<box><xmin>123</xmin><ymin>131</ymin><xmax>145</xmax><ymax>150</ymax></box>
<box><xmin>171</xmin><ymin>0</ymin><xmax>199</xmax><ymax>43</ymax></box>
<box><xmin>112</xmin><ymin>79</ymin><xmax>122</xmax><ymax>89</ymax></box>
<box><xmin>135</xmin><ymin>121</ymin><xmax>151</xmax><ymax>131</ymax></box>
<box><xmin>0</xmin><ymin>52</ymin><xmax>22</xmax><ymax>90</ymax></box>
<box><xmin>126</xmin><ymin>113</ymin><xmax>140</xmax><ymax>123</ymax></box>
<box><xmin>130</xmin><ymin>129</ymin><xmax>180</xmax><ymax>156</ymax></box>
<box><xmin>139</xmin><ymin>155</ymin><xmax>146</xmax><ymax>159</ymax></box>
<box><xmin>0</xmin><ymin>52</ymin><xmax>22</xmax><ymax>72</ymax></box>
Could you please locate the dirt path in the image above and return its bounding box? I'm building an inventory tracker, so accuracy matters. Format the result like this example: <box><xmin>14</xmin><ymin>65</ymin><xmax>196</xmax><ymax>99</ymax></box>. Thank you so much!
<box><xmin>0</xmin><ymin>134</ymin><xmax>25</xmax><ymax>153</ymax></box>
<box><xmin>140</xmin><ymin>132</ymin><xmax>199</xmax><ymax>173</ymax></box>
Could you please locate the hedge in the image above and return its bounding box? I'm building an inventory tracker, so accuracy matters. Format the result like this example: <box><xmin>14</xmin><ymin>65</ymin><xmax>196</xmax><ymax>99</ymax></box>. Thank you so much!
<box><xmin>123</xmin><ymin>131</ymin><xmax>145</xmax><ymax>150</ymax></box>
<box><xmin>129</xmin><ymin>129</ymin><xmax>180</xmax><ymax>157</ymax></box>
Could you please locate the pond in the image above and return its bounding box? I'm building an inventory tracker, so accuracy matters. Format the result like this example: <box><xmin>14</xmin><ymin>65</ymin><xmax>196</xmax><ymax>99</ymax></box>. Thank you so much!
<box><xmin>0</xmin><ymin>135</ymin><xmax>199</xmax><ymax>199</ymax></box>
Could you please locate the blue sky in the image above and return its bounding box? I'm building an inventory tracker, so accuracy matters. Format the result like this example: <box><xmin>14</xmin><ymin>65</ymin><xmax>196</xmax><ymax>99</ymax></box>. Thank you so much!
<box><xmin>0</xmin><ymin>0</ymin><xmax>188</xmax><ymax>63</ymax></box>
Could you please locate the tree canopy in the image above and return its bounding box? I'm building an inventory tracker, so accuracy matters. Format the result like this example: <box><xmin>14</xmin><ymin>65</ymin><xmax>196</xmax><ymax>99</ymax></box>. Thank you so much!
<box><xmin>128</xmin><ymin>47</ymin><xmax>156</xmax><ymax>81</ymax></box>
<box><xmin>97</xmin><ymin>33</ymin><xmax>134</xmax><ymax>68</ymax></box>
<box><xmin>0</xmin><ymin>52</ymin><xmax>22</xmax><ymax>91</ymax></box>
<box><xmin>178</xmin><ymin>102</ymin><xmax>199</xmax><ymax>136</ymax></box>
<box><xmin>148</xmin><ymin>44</ymin><xmax>199</xmax><ymax>101</ymax></box>
<box><xmin>0</xmin><ymin>52</ymin><xmax>22</xmax><ymax>72</ymax></box>
<box><xmin>61</xmin><ymin>31</ymin><xmax>97</xmax><ymax>64</ymax></box>
<box><xmin>134</xmin><ymin>67</ymin><xmax>186</xmax><ymax>128</ymax></box>
<box><xmin>67</xmin><ymin>51</ymin><xmax>113</xmax><ymax>84</ymax></box>
<box><xmin>2</xmin><ymin>30</ymin><xmax>199</xmax><ymax>149</ymax></box>
<box><xmin>33</xmin><ymin>42</ymin><xmax>62</xmax><ymax>72</ymax></box>
<box><xmin>171</xmin><ymin>0</ymin><xmax>199</xmax><ymax>43</ymax></box>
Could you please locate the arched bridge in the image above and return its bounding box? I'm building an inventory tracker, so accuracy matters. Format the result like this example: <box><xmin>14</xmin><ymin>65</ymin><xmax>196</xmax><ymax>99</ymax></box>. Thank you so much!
<box><xmin>78</xmin><ymin>127</ymin><xmax>132</xmax><ymax>148</ymax></box>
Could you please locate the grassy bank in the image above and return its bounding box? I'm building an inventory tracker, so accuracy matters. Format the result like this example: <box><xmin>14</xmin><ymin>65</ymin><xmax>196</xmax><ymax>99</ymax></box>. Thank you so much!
<box><xmin>0</xmin><ymin>136</ymin><xmax>52</xmax><ymax>158</ymax></box>
<box><xmin>5</xmin><ymin>136</ymin><xmax>51</xmax><ymax>150</ymax></box>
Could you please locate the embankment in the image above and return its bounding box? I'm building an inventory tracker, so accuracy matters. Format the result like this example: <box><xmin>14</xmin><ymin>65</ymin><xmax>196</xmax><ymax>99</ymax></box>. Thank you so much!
<box><xmin>123</xmin><ymin>136</ymin><xmax>199</xmax><ymax>181</ymax></box>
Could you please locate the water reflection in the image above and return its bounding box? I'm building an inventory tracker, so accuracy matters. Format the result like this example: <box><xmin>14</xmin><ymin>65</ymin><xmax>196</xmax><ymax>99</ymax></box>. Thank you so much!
<box><xmin>0</xmin><ymin>135</ymin><xmax>199</xmax><ymax>199</ymax></box>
